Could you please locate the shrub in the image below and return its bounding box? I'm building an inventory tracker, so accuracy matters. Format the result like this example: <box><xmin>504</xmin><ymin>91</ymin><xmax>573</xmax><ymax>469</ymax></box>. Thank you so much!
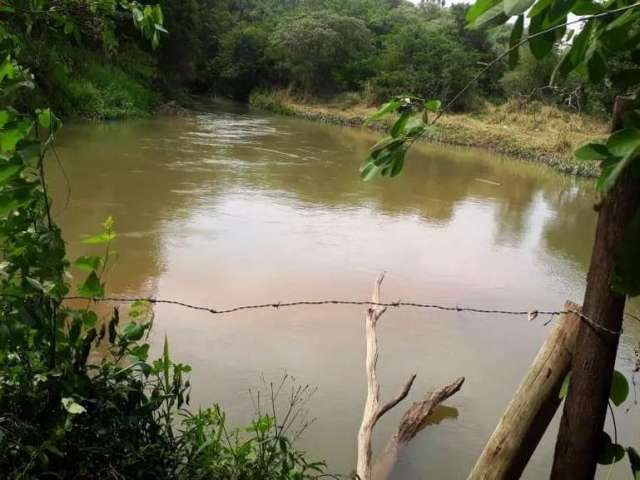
<box><xmin>60</xmin><ymin>61</ymin><xmax>160</xmax><ymax>119</ymax></box>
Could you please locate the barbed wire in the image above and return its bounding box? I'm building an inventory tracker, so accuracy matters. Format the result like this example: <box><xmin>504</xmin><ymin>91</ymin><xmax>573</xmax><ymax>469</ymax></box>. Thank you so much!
<box><xmin>62</xmin><ymin>295</ymin><xmax>626</xmax><ymax>337</ymax></box>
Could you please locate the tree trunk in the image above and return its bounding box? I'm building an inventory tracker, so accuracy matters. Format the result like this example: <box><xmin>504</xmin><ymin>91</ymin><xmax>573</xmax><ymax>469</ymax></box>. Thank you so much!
<box><xmin>468</xmin><ymin>303</ymin><xmax>581</xmax><ymax>480</ymax></box>
<box><xmin>551</xmin><ymin>96</ymin><xmax>640</xmax><ymax>479</ymax></box>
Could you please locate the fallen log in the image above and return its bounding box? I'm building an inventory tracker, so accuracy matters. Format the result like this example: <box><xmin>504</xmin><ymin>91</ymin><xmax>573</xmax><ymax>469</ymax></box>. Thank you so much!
<box><xmin>467</xmin><ymin>301</ymin><xmax>581</xmax><ymax>480</ymax></box>
<box><xmin>373</xmin><ymin>377</ymin><xmax>465</xmax><ymax>480</ymax></box>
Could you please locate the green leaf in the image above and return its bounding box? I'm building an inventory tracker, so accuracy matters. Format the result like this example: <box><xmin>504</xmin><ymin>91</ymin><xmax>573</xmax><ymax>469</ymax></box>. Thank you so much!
<box><xmin>509</xmin><ymin>16</ymin><xmax>525</xmax><ymax>69</ymax></box>
<box><xmin>122</xmin><ymin>322</ymin><xmax>145</xmax><ymax>341</ymax></box>
<box><xmin>368</xmin><ymin>100</ymin><xmax>401</xmax><ymax>122</ymax></box>
<box><xmin>467</xmin><ymin>0</ymin><xmax>502</xmax><ymax>24</ymax></box>
<box><xmin>130</xmin><ymin>344</ymin><xmax>150</xmax><ymax>361</ymax></box>
<box><xmin>547</xmin><ymin>0</ymin><xmax>575</xmax><ymax>23</ymax></box>
<box><xmin>61</xmin><ymin>397</ymin><xmax>86</xmax><ymax>415</ymax></box>
<box><xmin>587</xmin><ymin>49</ymin><xmax>607</xmax><ymax>83</ymax></box>
<box><xmin>77</xmin><ymin>271</ymin><xmax>104</xmax><ymax>298</ymax></box>
<box><xmin>528</xmin><ymin>11</ymin><xmax>555</xmax><ymax>59</ymax></box>
<box><xmin>598</xmin><ymin>145</ymin><xmax>640</xmax><ymax>193</ymax></box>
<box><xmin>0</xmin><ymin>163</ymin><xmax>21</xmax><ymax>184</ymax></box>
<box><xmin>474</xmin><ymin>5</ymin><xmax>509</xmax><ymax>28</ymax></box>
<box><xmin>571</xmin><ymin>0</ymin><xmax>602</xmax><ymax>14</ymax></box>
<box><xmin>607</xmin><ymin>128</ymin><xmax>640</xmax><ymax>158</ymax></box>
<box><xmin>74</xmin><ymin>256</ymin><xmax>102</xmax><ymax>272</ymax></box>
<box><xmin>36</xmin><ymin>108</ymin><xmax>53</xmax><ymax>129</ymax></box>
<box><xmin>360</xmin><ymin>161</ymin><xmax>381</xmax><ymax>181</ymax></box>
<box><xmin>403</xmin><ymin>116</ymin><xmax>426</xmax><ymax>137</ymax></box>
<box><xmin>609</xmin><ymin>370</ymin><xmax>629</xmax><ymax>406</ymax></box>
<box><xmin>81</xmin><ymin>231</ymin><xmax>116</xmax><ymax>245</ymax></box>
<box><xmin>574</xmin><ymin>143</ymin><xmax>609</xmax><ymax>161</ymax></box>
<box><xmin>504</xmin><ymin>0</ymin><xmax>535</xmax><ymax>16</ymax></box>
<box><xmin>424</xmin><ymin>100</ymin><xmax>442</xmax><ymax>112</ymax></box>
<box><xmin>597</xmin><ymin>431</ymin><xmax>625</xmax><ymax>465</ymax></box>
<box><xmin>555</xmin><ymin>20</ymin><xmax>593</xmax><ymax>79</ymax></box>
<box><xmin>528</xmin><ymin>0</ymin><xmax>553</xmax><ymax>17</ymax></box>
<box><xmin>559</xmin><ymin>372</ymin><xmax>570</xmax><ymax>399</ymax></box>
<box><xmin>391</xmin><ymin>111</ymin><xmax>411</xmax><ymax>138</ymax></box>
<box><xmin>628</xmin><ymin>447</ymin><xmax>640</xmax><ymax>479</ymax></box>
<box><xmin>163</xmin><ymin>335</ymin><xmax>171</xmax><ymax>386</ymax></box>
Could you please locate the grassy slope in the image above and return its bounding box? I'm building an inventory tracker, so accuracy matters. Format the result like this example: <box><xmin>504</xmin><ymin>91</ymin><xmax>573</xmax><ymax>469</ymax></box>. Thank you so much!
<box><xmin>250</xmin><ymin>90</ymin><xmax>607</xmax><ymax>177</ymax></box>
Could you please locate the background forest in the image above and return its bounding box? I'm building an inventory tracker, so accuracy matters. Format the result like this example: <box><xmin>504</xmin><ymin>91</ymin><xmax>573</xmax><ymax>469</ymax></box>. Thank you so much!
<box><xmin>3</xmin><ymin>0</ymin><xmax>620</xmax><ymax>120</ymax></box>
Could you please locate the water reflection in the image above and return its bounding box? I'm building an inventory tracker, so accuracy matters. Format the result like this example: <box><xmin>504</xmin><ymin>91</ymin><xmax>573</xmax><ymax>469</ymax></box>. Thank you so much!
<box><xmin>49</xmin><ymin>103</ymin><xmax>639</xmax><ymax>479</ymax></box>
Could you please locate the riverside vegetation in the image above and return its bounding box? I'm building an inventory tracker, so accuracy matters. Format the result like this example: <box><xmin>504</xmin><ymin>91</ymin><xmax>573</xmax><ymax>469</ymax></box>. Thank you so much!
<box><xmin>0</xmin><ymin>2</ymin><xmax>327</xmax><ymax>478</ymax></box>
<box><xmin>2</xmin><ymin>0</ymin><xmax>640</xmax><ymax>479</ymax></box>
<box><xmin>3</xmin><ymin>0</ymin><xmax>617</xmax><ymax>173</ymax></box>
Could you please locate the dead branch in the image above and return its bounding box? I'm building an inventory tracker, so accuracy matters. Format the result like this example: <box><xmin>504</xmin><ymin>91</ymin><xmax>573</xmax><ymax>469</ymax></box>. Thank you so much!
<box><xmin>373</xmin><ymin>377</ymin><xmax>465</xmax><ymax>480</ymax></box>
<box><xmin>355</xmin><ymin>273</ymin><xmax>464</xmax><ymax>480</ymax></box>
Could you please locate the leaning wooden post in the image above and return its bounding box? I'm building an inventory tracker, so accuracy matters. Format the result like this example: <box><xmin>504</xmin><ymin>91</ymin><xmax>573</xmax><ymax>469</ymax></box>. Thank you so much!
<box><xmin>467</xmin><ymin>301</ymin><xmax>581</xmax><ymax>480</ymax></box>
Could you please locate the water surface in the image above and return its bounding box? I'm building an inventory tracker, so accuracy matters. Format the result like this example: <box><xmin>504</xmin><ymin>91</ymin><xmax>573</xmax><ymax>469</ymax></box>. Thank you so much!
<box><xmin>49</xmin><ymin>102</ymin><xmax>640</xmax><ymax>479</ymax></box>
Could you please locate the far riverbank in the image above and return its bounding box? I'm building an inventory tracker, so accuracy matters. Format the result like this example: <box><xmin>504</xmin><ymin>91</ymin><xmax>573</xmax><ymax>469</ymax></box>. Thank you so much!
<box><xmin>249</xmin><ymin>90</ymin><xmax>607</xmax><ymax>178</ymax></box>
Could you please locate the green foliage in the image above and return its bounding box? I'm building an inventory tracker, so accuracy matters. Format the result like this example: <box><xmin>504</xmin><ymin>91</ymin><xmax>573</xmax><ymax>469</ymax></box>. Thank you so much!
<box><xmin>270</xmin><ymin>10</ymin><xmax>373</xmax><ymax>93</ymax></box>
<box><xmin>249</xmin><ymin>90</ymin><xmax>296</xmax><ymax>115</ymax></box>
<box><xmin>60</xmin><ymin>60</ymin><xmax>161</xmax><ymax>119</ymax></box>
<box><xmin>370</xmin><ymin>6</ymin><xmax>496</xmax><ymax>109</ymax></box>
<box><xmin>3</xmin><ymin>0</ymin><xmax>165</xmax><ymax>118</ymax></box>
<box><xmin>212</xmin><ymin>24</ymin><xmax>272</xmax><ymax>99</ymax></box>
<box><xmin>0</xmin><ymin>12</ymin><xmax>328</xmax><ymax>480</ymax></box>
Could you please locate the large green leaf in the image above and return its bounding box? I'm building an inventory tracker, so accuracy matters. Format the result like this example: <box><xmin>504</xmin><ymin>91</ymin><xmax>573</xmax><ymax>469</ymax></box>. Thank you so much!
<box><xmin>509</xmin><ymin>16</ymin><xmax>525</xmax><ymax>69</ymax></box>
<box><xmin>607</xmin><ymin>128</ymin><xmax>640</xmax><ymax>158</ymax></box>
<box><xmin>528</xmin><ymin>0</ymin><xmax>553</xmax><ymax>17</ymax></box>
<box><xmin>599</xmin><ymin>145</ymin><xmax>640</xmax><ymax>193</ymax></box>
<box><xmin>467</xmin><ymin>0</ymin><xmax>502</xmax><ymax>23</ymax></box>
<box><xmin>529</xmin><ymin>11</ymin><xmax>555</xmax><ymax>59</ymax></box>
<box><xmin>587</xmin><ymin>49</ymin><xmax>607</xmax><ymax>83</ymax></box>
<box><xmin>0</xmin><ymin>162</ymin><xmax>21</xmax><ymax>184</ymax></box>
<box><xmin>597</xmin><ymin>431</ymin><xmax>625</xmax><ymax>465</ymax></box>
<box><xmin>571</xmin><ymin>0</ymin><xmax>603</xmax><ymax>14</ymax></box>
<box><xmin>424</xmin><ymin>100</ymin><xmax>442</xmax><ymax>112</ymax></box>
<box><xmin>391</xmin><ymin>110</ymin><xmax>411</xmax><ymax>138</ymax></box>
<box><xmin>609</xmin><ymin>370</ymin><xmax>629</xmax><ymax>406</ymax></box>
<box><xmin>77</xmin><ymin>271</ymin><xmax>105</xmax><ymax>298</ymax></box>
<box><xmin>122</xmin><ymin>322</ymin><xmax>145</xmax><ymax>341</ymax></box>
<box><xmin>505</xmin><ymin>0</ymin><xmax>536</xmax><ymax>16</ymax></box>
<box><xmin>574</xmin><ymin>142</ymin><xmax>609</xmax><ymax>161</ymax></box>
<box><xmin>547</xmin><ymin>0</ymin><xmax>576</xmax><ymax>23</ymax></box>
<box><xmin>74</xmin><ymin>255</ymin><xmax>103</xmax><ymax>272</ymax></box>
<box><xmin>368</xmin><ymin>100</ymin><xmax>401</xmax><ymax>122</ymax></box>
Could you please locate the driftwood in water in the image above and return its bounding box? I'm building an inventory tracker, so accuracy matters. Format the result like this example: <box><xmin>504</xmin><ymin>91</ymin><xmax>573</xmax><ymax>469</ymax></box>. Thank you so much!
<box><xmin>356</xmin><ymin>273</ymin><xmax>464</xmax><ymax>480</ymax></box>
<box><xmin>467</xmin><ymin>301</ymin><xmax>582</xmax><ymax>480</ymax></box>
<box><xmin>373</xmin><ymin>377</ymin><xmax>465</xmax><ymax>479</ymax></box>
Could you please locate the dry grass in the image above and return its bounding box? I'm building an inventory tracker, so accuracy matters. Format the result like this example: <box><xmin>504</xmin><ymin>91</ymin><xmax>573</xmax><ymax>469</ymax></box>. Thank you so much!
<box><xmin>250</xmin><ymin>91</ymin><xmax>608</xmax><ymax>177</ymax></box>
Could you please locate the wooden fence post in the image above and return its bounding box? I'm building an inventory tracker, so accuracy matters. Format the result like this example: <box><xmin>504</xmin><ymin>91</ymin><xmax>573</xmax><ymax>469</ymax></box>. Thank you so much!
<box><xmin>467</xmin><ymin>301</ymin><xmax>581</xmax><ymax>480</ymax></box>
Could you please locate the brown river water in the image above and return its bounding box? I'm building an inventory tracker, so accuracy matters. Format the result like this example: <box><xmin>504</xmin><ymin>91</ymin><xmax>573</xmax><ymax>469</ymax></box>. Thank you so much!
<box><xmin>49</xmin><ymin>102</ymin><xmax>640</xmax><ymax>479</ymax></box>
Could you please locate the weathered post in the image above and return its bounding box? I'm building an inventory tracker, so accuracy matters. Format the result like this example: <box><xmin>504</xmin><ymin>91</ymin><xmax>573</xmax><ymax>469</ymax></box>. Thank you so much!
<box><xmin>468</xmin><ymin>302</ymin><xmax>581</xmax><ymax>479</ymax></box>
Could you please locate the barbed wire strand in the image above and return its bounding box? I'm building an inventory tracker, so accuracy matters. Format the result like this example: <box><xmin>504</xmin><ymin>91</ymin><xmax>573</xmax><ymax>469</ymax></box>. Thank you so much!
<box><xmin>62</xmin><ymin>295</ymin><xmax>625</xmax><ymax>337</ymax></box>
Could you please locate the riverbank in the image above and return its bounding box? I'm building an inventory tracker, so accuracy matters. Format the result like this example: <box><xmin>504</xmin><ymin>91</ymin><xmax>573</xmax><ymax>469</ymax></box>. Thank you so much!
<box><xmin>249</xmin><ymin>91</ymin><xmax>607</xmax><ymax>178</ymax></box>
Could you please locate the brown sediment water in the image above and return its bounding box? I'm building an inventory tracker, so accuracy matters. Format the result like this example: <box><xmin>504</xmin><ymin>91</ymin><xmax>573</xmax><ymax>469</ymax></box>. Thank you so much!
<box><xmin>49</xmin><ymin>101</ymin><xmax>639</xmax><ymax>479</ymax></box>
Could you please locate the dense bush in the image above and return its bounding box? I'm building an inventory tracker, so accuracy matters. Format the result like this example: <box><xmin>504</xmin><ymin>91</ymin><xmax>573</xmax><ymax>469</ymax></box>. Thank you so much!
<box><xmin>270</xmin><ymin>10</ymin><xmax>374</xmax><ymax>93</ymax></box>
<box><xmin>0</xmin><ymin>7</ymin><xmax>329</xmax><ymax>479</ymax></box>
